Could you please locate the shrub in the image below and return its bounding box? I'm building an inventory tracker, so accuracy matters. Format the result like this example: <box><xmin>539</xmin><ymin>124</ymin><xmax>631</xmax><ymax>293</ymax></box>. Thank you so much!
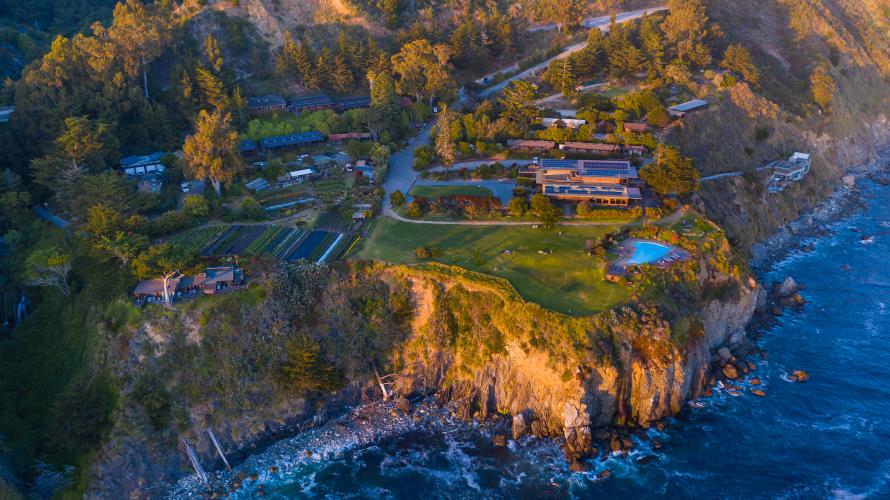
<box><xmin>390</xmin><ymin>190</ymin><xmax>406</xmax><ymax>207</ymax></box>
<box><xmin>240</xmin><ymin>196</ymin><xmax>265</xmax><ymax>220</ymax></box>
<box><xmin>413</xmin><ymin>145</ymin><xmax>433</xmax><ymax>170</ymax></box>
<box><xmin>405</xmin><ymin>201</ymin><xmax>423</xmax><ymax>218</ymax></box>
<box><xmin>754</xmin><ymin>126</ymin><xmax>770</xmax><ymax>142</ymax></box>
<box><xmin>183</xmin><ymin>194</ymin><xmax>210</xmax><ymax>218</ymax></box>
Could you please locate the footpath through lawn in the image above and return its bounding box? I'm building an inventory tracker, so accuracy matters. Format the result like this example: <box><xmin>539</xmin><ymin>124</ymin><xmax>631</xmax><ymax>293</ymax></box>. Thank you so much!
<box><xmin>356</xmin><ymin>217</ymin><xmax>633</xmax><ymax>315</ymax></box>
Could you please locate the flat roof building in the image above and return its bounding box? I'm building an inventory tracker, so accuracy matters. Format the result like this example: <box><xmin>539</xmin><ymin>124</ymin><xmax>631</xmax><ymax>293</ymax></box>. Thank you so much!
<box><xmin>289</xmin><ymin>95</ymin><xmax>335</xmax><ymax>113</ymax></box>
<box><xmin>327</xmin><ymin>132</ymin><xmax>372</xmax><ymax>143</ymax></box>
<box><xmin>542</xmin><ymin>117</ymin><xmax>587</xmax><ymax>129</ymax></box>
<box><xmin>239</xmin><ymin>139</ymin><xmax>258</xmax><ymax>156</ymax></box>
<box><xmin>768</xmin><ymin>152</ymin><xmax>812</xmax><ymax>193</ymax></box>
<box><xmin>507</xmin><ymin>139</ymin><xmax>556</xmax><ymax>151</ymax></box>
<box><xmin>668</xmin><ymin>99</ymin><xmax>709</xmax><ymax>118</ymax></box>
<box><xmin>623</xmin><ymin>122</ymin><xmax>649</xmax><ymax>133</ymax></box>
<box><xmin>260</xmin><ymin>131</ymin><xmax>325</xmax><ymax>151</ymax></box>
<box><xmin>537</xmin><ymin>159</ymin><xmax>641</xmax><ymax>205</ymax></box>
<box><xmin>247</xmin><ymin>95</ymin><xmax>287</xmax><ymax>113</ymax></box>
<box><xmin>560</xmin><ymin>142</ymin><xmax>621</xmax><ymax>155</ymax></box>
<box><xmin>335</xmin><ymin>96</ymin><xmax>371</xmax><ymax>112</ymax></box>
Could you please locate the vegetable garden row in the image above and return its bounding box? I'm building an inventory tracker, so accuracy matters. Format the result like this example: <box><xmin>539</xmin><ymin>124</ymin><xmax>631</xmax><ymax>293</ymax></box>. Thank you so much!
<box><xmin>187</xmin><ymin>224</ymin><xmax>353</xmax><ymax>263</ymax></box>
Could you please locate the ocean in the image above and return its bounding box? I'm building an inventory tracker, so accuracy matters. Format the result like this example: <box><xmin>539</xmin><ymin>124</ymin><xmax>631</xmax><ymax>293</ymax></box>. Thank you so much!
<box><xmin>172</xmin><ymin>181</ymin><xmax>890</xmax><ymax>499</ymax></box>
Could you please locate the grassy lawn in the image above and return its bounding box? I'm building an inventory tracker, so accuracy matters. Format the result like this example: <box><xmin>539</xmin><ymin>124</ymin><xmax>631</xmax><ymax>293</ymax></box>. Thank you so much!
<box><xmin>311</xmin><ymin>178</ymin><xmax>347</xmax><ymax>193</ymax></box>
<box><xmin>356</xmin><ymin>218</ymin><xmax>632</xmax><ymax>315</ymax></box>
<box><xmin>409</xmin><ymin>184</ymin><xmax>495</xmax><ymax>199</ymax></box>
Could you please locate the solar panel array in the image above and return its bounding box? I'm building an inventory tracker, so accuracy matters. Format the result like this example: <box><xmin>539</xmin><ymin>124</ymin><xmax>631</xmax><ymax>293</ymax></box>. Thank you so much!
<box><xmin>540</xmin><ymin>159</ymin><xmax>634</xmax><ymax>178</ymax></box>
<box><xmin>260</xmin><ymin>131</ymin><xmax>325</xmax><ymax>148</ymax></box>
<box><xmin>289</xmin><ymin>95</ymin><xmax>335</xmax><ymax>109</ymax></box>
<box><xmin>544</xmin><ymin>184</ymin><xmax>628</xmax><ymax>197</ymax></box>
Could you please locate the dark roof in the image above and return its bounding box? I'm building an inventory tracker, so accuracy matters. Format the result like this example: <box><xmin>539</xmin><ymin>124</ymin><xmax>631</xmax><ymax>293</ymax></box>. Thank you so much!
<box><xmin>121</xmin><ymin>152</ymin><xmax>165</xmax><ymax>168</ymax></box>
<box><xmin>246</xmin><ymin>95</ymin><xmax>286</xmax><ymax>108</ymax></box>
<box><xmin>259</xmin><ymin>131</ymin><xmax>326</xmax><ymax>149</ymax></box>
<box><xmin>335</xmin><ymin>96</ymin><xmax>371</xmax><ymax>110</ymax></box>
<box><xmin>289</xmin><ymin>95</ymin><xmax>335</xmax><ymax>110</ymax></box>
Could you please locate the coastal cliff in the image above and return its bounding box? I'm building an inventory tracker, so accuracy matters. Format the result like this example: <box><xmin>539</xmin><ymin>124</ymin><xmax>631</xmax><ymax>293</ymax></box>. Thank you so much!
<box><xmin>85</xmin><ymin>229</ymin><xmax>761</xmax><ymax>497</ymax></box>
<box><xmin>387</xmin><ymin>262</ymin><xmax>761</xmax><ymax>459</ymax></box>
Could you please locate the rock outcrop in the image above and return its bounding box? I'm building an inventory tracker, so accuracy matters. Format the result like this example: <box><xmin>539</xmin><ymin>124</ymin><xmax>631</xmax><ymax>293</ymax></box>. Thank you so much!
<box><xmin>391</xmin><ymin>264</ymin><xmax>763</xmax><ymax>458</ymax></box>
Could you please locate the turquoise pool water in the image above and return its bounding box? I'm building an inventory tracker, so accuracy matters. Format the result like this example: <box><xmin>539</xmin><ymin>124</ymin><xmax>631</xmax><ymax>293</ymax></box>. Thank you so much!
<box><xmin>627</xmin><ymin>241</ymin><xmax>670</xmax><ymax>265</ymax></box>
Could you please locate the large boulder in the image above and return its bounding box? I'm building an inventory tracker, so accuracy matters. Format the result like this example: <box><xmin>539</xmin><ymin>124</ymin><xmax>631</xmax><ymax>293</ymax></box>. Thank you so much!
<box><xmin>512</xmin><ymin>412</ymin><xmax>530</xmax><ymax>440</ymax></box>
<box><xmin>563</xmin><ymin>402</ymin><xmax>592</xmax><ymax>456</ymax></box>
<box><xmin>717</xmin><ymin>347</ymin><xmax>733</xmax><ymax>362</ymax></box>
<box><xmin>776</xmin><ymin>277</ymin><xmax>798</xmax><ymax>298</ymax></box>
<box><xmin>722</xmin><ymin>364</ymin><xmax>739</xmax><ymax>380</ymax></box>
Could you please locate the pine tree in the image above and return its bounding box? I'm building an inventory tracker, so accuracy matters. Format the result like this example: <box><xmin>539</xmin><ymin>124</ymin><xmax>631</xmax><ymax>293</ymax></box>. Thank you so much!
<box><xmin>203</xmin><ymin>34</ymin><xmax>223</xmax><ymax>74</ymax></box>
<box><xmin>316</xmin><ymin>47</ymin><xmax>334</xmax><ymax>90</ymax></box>
<box><xmin>295</xmin><ymin>39</ymin><xmax>319</xmax><ymax>89</ymax></box>
<box><xmin>661</xmin><ymin>0</ymin><xmax>715</xmax><ymax>68</ymax></box>
<box><xmin>721</xmin><ymin>44</ymin><xmax>760</xmax><ymax>87</ymax></box>
<box><xmin>332</xmin><ymin>54</ymin><xmax>354</xmax><ymax>94</ymax></box>
<box><xmin>195</xmin><ymin>66</ymin><xmax>227</xmax><ymax>111</ymax></box>
<box><xmin>639</xmin><ymin>14</ymin><xmax>665</xmax><ymax>78</ymax></box>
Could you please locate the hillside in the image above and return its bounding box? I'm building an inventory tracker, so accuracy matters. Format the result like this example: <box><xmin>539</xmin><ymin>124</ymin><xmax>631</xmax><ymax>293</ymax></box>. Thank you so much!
<box><xmin>663</xmin><ymin>0</ymin><xmax>890</xmax><ymax>252</ymax></box>
<box><xmin>86</xmin><ymin>236</ymin><xmax>759</xmax><ymax>496</ymax></box>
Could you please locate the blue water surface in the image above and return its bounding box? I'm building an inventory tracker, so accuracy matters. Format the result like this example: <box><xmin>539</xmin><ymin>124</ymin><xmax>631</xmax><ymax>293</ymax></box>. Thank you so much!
<box><xmin>176</xmin><ymin>182</ymin><xmax>890</xmax><ymax>499</ymax></box>
<box><xmin>627</xmin><ymin>241</ymin><xmax>671</xmax><ymax>265</ymax></box>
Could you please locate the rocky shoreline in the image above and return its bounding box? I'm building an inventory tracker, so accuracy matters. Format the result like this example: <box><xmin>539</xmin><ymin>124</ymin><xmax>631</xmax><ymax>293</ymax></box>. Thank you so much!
<box><xmin>750</xmin><ymin>147</ymin><xmax>890</xmax><ymax>272</ymax></box>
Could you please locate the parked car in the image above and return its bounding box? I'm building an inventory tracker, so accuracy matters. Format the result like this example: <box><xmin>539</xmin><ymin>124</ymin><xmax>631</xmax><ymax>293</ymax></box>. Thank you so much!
<box><xmin>181</xmin><ymin>181</ymin><xmax>190</xmax><ymax>193</ymax></box>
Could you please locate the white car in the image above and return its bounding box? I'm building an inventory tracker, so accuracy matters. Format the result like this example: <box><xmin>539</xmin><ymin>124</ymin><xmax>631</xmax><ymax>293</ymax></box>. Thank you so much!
<box><xmin>533</xmin><ymin>157</ymin><xmax>540</xmax><ymax>165</ymax></box>
<box><xmin>181</xmin><ymin>182</ymin><xmax>190</xmax><ymax>193</ymax></box>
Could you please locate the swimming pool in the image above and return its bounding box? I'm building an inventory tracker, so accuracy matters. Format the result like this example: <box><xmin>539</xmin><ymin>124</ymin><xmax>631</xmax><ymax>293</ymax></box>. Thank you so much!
<box><xmin>626</xmin><ymin>241</ymin><xmax>671</xmax><ymax>265</ymax></box>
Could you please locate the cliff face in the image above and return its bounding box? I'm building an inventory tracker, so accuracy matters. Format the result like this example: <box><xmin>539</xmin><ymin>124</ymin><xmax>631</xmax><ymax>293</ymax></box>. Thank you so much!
<box><xmin>388</xmin><ymin>263</ymin><xmax>762</xmax><ymax>457</ymax></box>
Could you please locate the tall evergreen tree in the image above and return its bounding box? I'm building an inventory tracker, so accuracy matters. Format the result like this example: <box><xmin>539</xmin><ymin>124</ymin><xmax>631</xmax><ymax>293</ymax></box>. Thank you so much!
<box><xmin>332</xmin><ymin>55</ymin><xmax>355</xmax><ymax>94</ymax></box>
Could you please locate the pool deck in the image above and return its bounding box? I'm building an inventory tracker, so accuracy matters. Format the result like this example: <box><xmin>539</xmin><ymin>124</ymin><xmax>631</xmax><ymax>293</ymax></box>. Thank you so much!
<box><xmin>607</xmin><ymin>238</ymin><xmax>691</xmax><ymax>278</ymax></box>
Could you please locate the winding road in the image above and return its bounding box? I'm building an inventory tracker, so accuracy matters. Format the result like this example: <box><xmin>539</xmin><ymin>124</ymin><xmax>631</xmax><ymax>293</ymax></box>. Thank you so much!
<box><xmin>477</xmin><ymin>7</ymin><xmax>668</xmax><ymax>99</ymax></box>
<box><xmin>380</xmin><ymin>7</ymin><xmax>670</xmax><ymax>226</ymax></box>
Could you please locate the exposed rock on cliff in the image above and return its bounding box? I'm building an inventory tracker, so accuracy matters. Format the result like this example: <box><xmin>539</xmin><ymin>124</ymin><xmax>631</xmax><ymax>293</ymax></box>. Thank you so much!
<box><xmin>388</xmin><ymin>262</ymin><xmax>762</xmax><ymax>458</ymax></box>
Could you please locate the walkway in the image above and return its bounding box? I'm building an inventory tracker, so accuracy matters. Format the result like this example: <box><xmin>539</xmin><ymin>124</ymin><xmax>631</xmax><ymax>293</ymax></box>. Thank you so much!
<box><xmin>699</xmin><ymin>165</ymin><xmax>772</xmax><ymax>183</ymax></box>
<box><xmin>477</xmin><ymin>7</ymin><xmax>667</xmax><ymax>99</ymax></box>
<box><xmin>385</xmin><ymin>207</ymin><xmax>685</xmax><ymax>227</ymax></box>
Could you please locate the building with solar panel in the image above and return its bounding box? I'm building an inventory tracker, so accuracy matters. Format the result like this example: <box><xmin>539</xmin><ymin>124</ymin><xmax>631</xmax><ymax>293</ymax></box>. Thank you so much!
<box><xmin>288</xmin><ymin>95</ymin><xmax>335</xmax><ymax>113</ymax></box>
<box><xmin>536</xmin><ymin>159</ymin><xmax>642</xmax><ymax>205</ymax></box>
<box><xmin>259</xmin><ymin>131</ymin><xmax>326</xmax><ymax>152</ymax></box>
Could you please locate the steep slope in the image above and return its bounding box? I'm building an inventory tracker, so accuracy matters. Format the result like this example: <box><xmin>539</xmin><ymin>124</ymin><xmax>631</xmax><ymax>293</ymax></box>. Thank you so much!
<box><xmin>666</xmin><ymin>0</ymin><xmax>890</xmax><ymax>252</ymax></box>
<box><xmin>198</xmin><ymin>0</ymin><xmax>376</xmax><ymax>48</ymax></box>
